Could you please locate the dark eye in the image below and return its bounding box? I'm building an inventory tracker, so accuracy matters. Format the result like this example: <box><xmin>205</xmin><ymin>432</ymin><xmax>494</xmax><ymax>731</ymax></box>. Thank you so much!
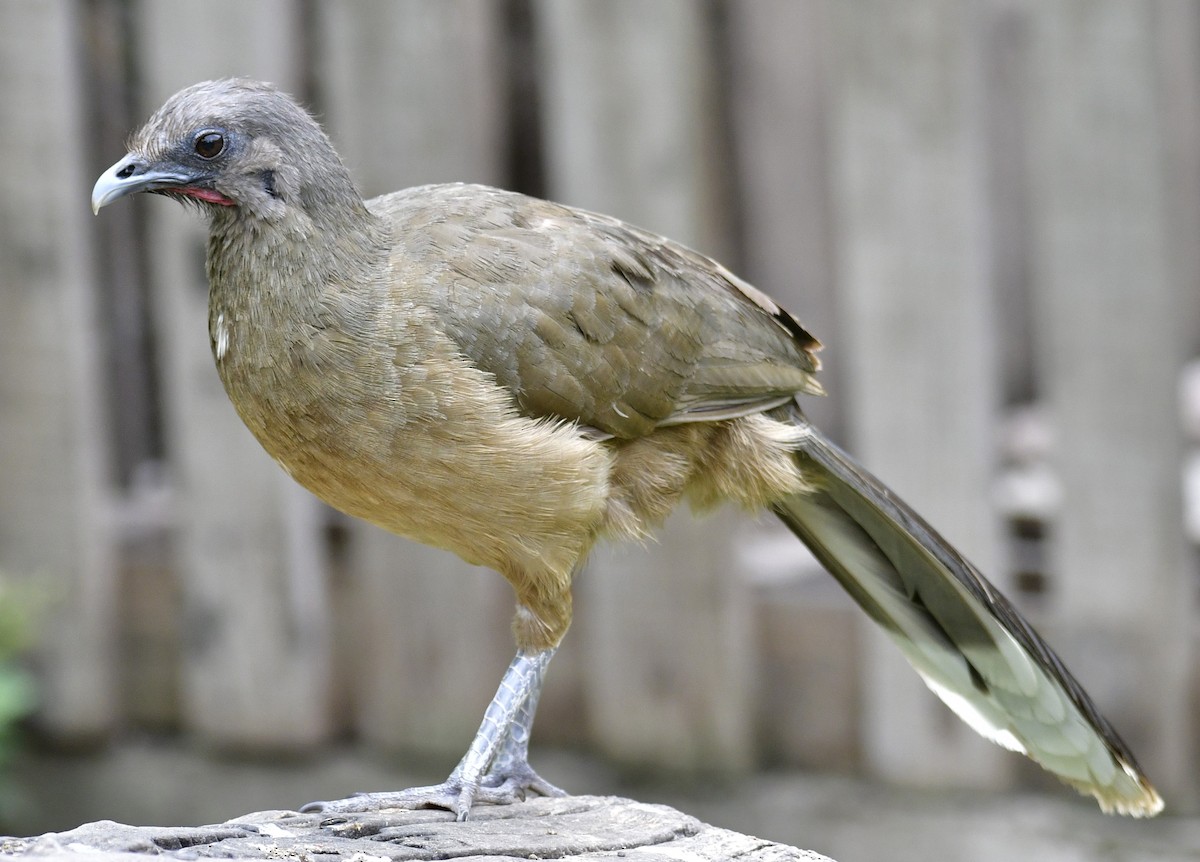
<box><xmin>194</xmin><ymin>131</ymin><xmax>225</xmax><ymax>159</ymax></box>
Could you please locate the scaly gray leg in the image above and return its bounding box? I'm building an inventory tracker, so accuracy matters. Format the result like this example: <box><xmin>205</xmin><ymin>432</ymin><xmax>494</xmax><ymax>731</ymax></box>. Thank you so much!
<box><xmin>301</xmin><ymin>647</ymin><xmax>562</xmax><ymax>821</ymax></box>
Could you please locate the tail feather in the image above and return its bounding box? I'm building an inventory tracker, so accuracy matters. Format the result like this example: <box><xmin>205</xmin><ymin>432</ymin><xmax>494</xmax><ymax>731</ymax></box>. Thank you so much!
<box><xmin>772</xmin><ymin>408</ymin><xmax>1162</xmax><ymax>816</ymax></box>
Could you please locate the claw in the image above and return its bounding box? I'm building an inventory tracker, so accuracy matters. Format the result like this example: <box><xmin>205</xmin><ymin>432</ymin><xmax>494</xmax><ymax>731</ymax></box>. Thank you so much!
<box><xmin>299</xmin><ymin>764</ymin><xmax>563</xmax><ymax>821</ymax></box>
<box><xmin>303</xmin><ymin>648</ymin><xmax>563</xmax><ymax>821</ymax></box>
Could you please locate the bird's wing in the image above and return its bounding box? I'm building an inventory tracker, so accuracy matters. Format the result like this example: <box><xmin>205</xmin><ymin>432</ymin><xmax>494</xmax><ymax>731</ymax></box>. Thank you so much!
<box><xmin>375</xmin><ymin>184</ymin><xmax>822</xmax><ymax>438</ymax></box>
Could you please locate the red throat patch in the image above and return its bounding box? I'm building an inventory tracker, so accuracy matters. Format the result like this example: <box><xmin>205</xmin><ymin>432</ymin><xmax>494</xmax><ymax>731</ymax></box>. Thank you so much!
<box><xmin>169</xmin><ymin>187</ymin><xmax>236</xmax><ymax>207</ymax></box>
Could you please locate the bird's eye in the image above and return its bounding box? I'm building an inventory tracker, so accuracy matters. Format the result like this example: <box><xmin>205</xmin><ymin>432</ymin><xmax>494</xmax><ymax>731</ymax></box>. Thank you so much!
<box><xmin>194</xmin><ymin>131</ymin><xmax>225</xmax><ymax>159</ymax></box>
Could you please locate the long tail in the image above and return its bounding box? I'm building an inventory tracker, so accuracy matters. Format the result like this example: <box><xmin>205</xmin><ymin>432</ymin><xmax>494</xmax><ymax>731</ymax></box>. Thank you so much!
<box><xmin>772</xmin><ymin>406</ymin><xmax>1162</xmax><ymax>816</ymax></box>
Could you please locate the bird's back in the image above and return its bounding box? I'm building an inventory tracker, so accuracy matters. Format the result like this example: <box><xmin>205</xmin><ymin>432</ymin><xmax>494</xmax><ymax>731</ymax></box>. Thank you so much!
<box><xmin>369</xmin><ymin>183</ymin><xmax>824</xmax><ymax>440</ymax></box>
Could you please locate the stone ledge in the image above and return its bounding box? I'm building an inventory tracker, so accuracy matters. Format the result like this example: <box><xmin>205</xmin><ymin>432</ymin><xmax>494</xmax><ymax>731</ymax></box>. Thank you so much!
<box><xmin>1</xmin><ymin>796</ymin><xmax>834</xmax><ymax>862</ymax></box>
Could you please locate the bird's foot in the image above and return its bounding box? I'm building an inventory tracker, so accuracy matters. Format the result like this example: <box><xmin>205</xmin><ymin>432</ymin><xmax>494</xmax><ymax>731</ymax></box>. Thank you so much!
<box><xmin>305</xmin><ymin>648</ymin><xmax>564</xmax><ymax>821</ymax></box>
<box><xmin>300</xmin><ymin>762</ymin><xmax>566</xmax><ymax>821</ymax></box>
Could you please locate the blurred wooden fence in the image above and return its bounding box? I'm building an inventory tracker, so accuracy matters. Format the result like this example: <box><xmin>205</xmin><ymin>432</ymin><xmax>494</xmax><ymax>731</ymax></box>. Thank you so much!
<box><xmin>1</xmin><ymin>0</ymin><xmax>1198</xmax><ymax>809</ymax></box>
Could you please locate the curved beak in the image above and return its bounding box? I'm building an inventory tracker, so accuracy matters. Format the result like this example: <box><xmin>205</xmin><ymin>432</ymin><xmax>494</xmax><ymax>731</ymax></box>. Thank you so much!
<box><xmin>91</xmin><ymin>156</ymin><xmax>205</xmax><ymax>214</ymax></box>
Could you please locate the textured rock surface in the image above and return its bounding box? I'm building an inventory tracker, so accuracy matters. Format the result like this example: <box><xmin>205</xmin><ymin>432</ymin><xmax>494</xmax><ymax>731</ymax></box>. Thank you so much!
<box><xmin>1</xmin><ymin>795</ymin><xmax>833</xmax><ymax>862</ymax></box>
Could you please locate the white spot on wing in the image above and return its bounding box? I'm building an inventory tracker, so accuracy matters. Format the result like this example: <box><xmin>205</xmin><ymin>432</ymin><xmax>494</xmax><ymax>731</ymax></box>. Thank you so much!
<box><xmin>917</xmin><ymin>671</ymin><xmax>1026</xmax><ymax>753</ymax></box>
<box><xmin>214</xmin><ymin>312</ymin><xmax>230</xmax><ymax>360</ymax></box>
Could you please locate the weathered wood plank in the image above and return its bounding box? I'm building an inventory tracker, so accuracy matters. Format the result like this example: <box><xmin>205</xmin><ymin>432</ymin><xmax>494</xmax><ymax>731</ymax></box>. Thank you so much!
<box><xmin>824</xmin><ymin>0</ymin><xmax>1010</xmax><ymax>787</ymax></box>
<box><xmin>338</xmin><ymin>524</ymin><xmax>513</xmax><ymax>759</ymax></box>
<box><xmin>534</xmin><ymin>0</ymin><xmax>753</xmax><ymax>773</ymax></box>
<box><xmin>311</xmin><ymin>0</ymin><xmax>522</xmax><ymax>759</ymax></box>
<box><xmin>314</xmin><ymin>0</ymin><xmax>506</xmax><ymax>191</ymax></box>
<box><xmin>1025</xmin><ymin>0</ymin><xmax>1193</xmax><ymax>803</ymax></box>
<box><xmin>753</xmin><ymin>573</ymin><xmax>862</xmax><ymax>771</ymax></box>
<box><xmin>725</xmin><ymin>0</ymin><xmax>841</xmax><ymax>436</ymax></box>
<box><xmin>0</xmin><ymin>0</ymin><xmax>118</xmax><ymax>739</ymax></box>
<box><xmin>132</xmin><ymin>1</ymin><xmax>333</xmax><ymax>749</ymax></box>
<box><xmin>977</xmin><ymin>0</ymin><xmax>1039</xmax><ymax>404</ymax></box>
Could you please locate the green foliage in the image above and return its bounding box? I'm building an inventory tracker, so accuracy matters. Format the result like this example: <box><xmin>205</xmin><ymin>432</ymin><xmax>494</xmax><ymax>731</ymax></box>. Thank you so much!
<box><xmin>0</xmin><ymin>577</ymin><xmax>39</xmax><ymax>768</ymax></box>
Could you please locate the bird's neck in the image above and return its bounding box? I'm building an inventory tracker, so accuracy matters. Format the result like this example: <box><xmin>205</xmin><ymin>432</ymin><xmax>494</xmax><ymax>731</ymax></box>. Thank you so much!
<box><xmin>204</xmin><ymin>197</ymin><xmax>391</xmax><ymax>373</ymax></box>
<box><xmin>208</xmin><ymin>193</ymin><xmax>387</xmax><ymax>300</ymax></box>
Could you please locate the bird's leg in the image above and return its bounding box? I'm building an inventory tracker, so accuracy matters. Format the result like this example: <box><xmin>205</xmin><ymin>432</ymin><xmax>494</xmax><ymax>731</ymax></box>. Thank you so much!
<box><xmin>449</xmin><ymin>646</ymin><xmax>564</xmax><ymax>801</ymax></box>
<box><xmin>301</xmin><ymin>647</ymin><xmax>562</xmax><ymax>820</ymax></box>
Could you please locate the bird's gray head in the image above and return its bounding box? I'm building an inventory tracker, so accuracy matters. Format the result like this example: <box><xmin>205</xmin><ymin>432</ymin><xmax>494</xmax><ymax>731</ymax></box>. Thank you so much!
<box><xmin>92</xmin><ymin>78</ymin><xmax>362</xmax><ymax>224</ymax></box>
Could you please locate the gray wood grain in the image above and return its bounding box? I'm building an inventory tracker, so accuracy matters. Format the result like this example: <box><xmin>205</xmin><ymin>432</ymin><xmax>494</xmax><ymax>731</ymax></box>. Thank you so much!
<box><xmin>0</xmin><ymin>0</ymin><xmax>118</xmax><ymax>738</ymax></box>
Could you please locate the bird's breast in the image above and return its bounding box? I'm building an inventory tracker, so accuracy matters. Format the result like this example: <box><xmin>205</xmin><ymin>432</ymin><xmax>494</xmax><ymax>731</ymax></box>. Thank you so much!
<box><xmin>205</xmin><ymin>288</ymin><xmax>612</xmax><ymax>588</ymax></box>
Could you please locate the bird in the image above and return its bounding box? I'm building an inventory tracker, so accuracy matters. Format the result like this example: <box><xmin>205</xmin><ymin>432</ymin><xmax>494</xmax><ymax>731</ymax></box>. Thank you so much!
<box><xmin>92</xmin><ymin>78</ymin><xmax>1162</xmax><ymax>820</ymax></box>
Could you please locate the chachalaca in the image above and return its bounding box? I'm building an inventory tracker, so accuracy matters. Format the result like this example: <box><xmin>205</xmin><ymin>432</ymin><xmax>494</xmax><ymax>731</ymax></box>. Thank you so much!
<box><xmin>92</xmin><ymin>79</ymin><xmax>1162</xmax><ymax>819</ymax></box>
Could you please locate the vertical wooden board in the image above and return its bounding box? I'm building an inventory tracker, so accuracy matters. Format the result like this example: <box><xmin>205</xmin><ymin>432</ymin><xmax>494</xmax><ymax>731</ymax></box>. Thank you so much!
<box><xmin>978</xmin><ymin>0</ymin><xmax>1039</xmax><ymax>404</ymax></box>
<box><xmin>0</xmin><ymin>0</ymin><xmax>118</xmax><ymax>739</ymax></box>
<box><xmin>724</xmin><ymin>1</ymin><xmax>842</xmax><ymax>437</ymax></box>
<box><xmin>1158</xmin><ymin>1</ymin><xmax>1200</xmax><ymax>352</ymax></box>
<box><xmin>344</xmin><ymin>526</ymin><xmax>512</xmax><ymax>759</ymax></box>
<box><xmin>315</xmin><ymin>0</ymin><xmax>506</xmax><ymax>192</ymax></box>
<box><xmin>535</xmin><ymin>0</ymin><xmax>731</xmax><ymax>259</ymax></box>
<box><xmin>131</xmin><ymin>1</ymin><xmax>333</xmax><ymax>749</ymax></box>
<box><xmin>534</xmin><ymin>0</ymin><xmax>753</xmax><ymax>773</ymax></box>
<box><xmin>1158</xmin><ymin>3</ymin><xmax>1200</xmax><ymax>353</ymax></box>
<box><xmin>824</xmin><ymin>1</ymin><xmax>1010</xmax><ymax>788</ymax></box>
<box><xmin>753</xmin><ymin>575</ymin><xmax>862</xmax><ymax>772</ymax></box>
<box><xmin>311</xmin><ymin>1</ymin><xmax>519</xmax><ymax>760</ymax></box>
<box><xmin>579</xmin><ymin>512</ymin><xmax>754</xmax><ymax>774</ymax></box>
<box><xmin>1025</xmin><ymin>0</ymin><xmax>1193</xmax><ymax>802</ymax></box>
